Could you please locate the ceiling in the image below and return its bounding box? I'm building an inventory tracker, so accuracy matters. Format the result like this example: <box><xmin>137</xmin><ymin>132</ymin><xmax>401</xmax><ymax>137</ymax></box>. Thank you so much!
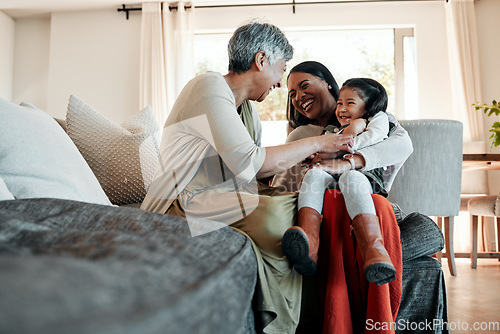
<box><xmin>1</xmin><ymin>0</ymin><xmax>148</xmax><ymax>18</ymax></box>
<box><xmin>0</xmin><ymin>0</ymin><xmax>398</xmax><ymax>19</ymax></box>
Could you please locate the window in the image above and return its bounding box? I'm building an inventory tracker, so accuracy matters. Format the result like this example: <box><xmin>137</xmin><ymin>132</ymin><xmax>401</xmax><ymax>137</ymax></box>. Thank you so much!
<box><xmin>394</xmin><ymin>27</ymin><xmax>418</xmax><ymax>120</ymax></box>
<box><xmin>194</xmin><ymin>27</ymin><xmax>417</xmax><ymax>146</ymax></box>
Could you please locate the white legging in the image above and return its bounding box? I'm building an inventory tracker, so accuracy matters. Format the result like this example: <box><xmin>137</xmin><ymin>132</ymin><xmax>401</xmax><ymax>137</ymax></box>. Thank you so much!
<box><xmin>298</xmin><ymin>168</ymin><xmax>376</xmax><ymax>219</ymax></box>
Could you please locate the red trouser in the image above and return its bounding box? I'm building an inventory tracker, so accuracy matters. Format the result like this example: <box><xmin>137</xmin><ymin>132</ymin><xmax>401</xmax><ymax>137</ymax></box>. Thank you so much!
<box><xmin>318</xmin><ymin>190</ymin><xmax>403</xmax><ymax>334</ymax></box>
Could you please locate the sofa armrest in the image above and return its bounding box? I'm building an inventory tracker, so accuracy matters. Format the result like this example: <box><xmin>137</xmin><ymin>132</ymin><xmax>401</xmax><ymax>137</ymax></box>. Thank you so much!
<box><xmin>398</xmin><ymin>212</ymin><xmax>445</xmax><ymax>262</ymax></box>
<box><xmin>0</xmin><ymin>198</ymin><xmax>257</xmax><ymax>334</ymax></box>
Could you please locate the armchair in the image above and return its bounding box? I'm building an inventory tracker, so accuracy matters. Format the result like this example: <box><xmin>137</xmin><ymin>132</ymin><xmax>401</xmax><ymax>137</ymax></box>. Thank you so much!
<box><xmin>387</xmin><ymin>119</ymin><xmax>463</xmax><ymax>276</ymax></box>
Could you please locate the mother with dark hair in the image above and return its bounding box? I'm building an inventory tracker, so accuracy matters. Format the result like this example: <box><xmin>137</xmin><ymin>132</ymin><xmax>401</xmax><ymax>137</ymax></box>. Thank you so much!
<box><xmin>272</xmin><ymin>61</ymin><xmax>413</xmax><ymax>333</ymax></box>
<box><xmin>274</xmin><ymin>61</ymin><xmax>412</xmax><ymax>192</ymax></box>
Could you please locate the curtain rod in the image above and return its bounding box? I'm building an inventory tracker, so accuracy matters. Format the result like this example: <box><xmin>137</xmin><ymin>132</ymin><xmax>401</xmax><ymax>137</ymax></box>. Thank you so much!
<box><xmin>118</xmin><ymin>0</ymin><xmax>445</xmax><ymax>19</ymax></box>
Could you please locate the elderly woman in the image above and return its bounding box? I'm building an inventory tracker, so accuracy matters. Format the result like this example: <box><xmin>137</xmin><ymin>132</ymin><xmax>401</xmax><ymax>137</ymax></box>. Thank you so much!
<box><xmin>141</xmin><ymin>23</ymin><xmax>353</xmax><ymax>333</ymax></box>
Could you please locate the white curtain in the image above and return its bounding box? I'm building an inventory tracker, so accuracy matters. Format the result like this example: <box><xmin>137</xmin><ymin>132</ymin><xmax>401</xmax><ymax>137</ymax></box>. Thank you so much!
<box><xmin>445</xmin><ymin>0</ymin><xmax>484</xmax><ymax>142</ymax></box>
<box><xmin>445</xmin><ymin>0</ymin><xmax>493</xmax><ymax>253</ymax></box>
<box><xmin>140</xmin><ymin>2</ymin><xmax>194</xmax><ymax>128</ymax></box>
<box><xmin>163</xmin><ymin>2</ymin><xmax>194</xmax><ymax>115</ymax></box>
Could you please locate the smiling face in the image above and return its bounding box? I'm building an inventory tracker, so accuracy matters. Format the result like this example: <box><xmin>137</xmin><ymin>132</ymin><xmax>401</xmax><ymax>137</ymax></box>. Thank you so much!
<box><xmin>287</xmin><ymin>72</ymin><xmax>337</xmax><ymax>126</ymax></box>
<box><xmin>255</xmin><ymin>57</ymin><xmax>287</xmax><ymax>102</ymax></box>
<box><xmin>335</xmin><ymin>87</ymin><xmax>367</xmax><ymax>126</ymax></box>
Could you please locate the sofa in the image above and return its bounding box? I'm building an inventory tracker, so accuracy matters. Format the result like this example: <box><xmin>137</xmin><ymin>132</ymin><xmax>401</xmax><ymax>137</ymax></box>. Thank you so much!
<box><xmin>0</xmin><ymin>96</ymin><xmax>447</xmax><ymax>333</ymax></box>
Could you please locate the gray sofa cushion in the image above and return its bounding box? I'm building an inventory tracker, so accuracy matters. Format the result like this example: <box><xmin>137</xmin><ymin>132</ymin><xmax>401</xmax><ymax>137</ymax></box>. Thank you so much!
<box><xmin>0</xmin><ymin>198</ymin><xmax>257</xmax><ymax>334</ymax></box>
<box><xmin>398</xmin><ymin>212</ymin><xmax>445</xmax><ymax>262</ymax></box>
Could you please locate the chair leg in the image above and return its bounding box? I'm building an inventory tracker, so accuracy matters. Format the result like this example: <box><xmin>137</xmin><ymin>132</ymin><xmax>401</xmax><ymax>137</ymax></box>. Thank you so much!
<box><xmin>436</xmin><ymin>217</ymin><xmax>443</xmax><ymax>262</ymax></box>
<box><xmin>496</xmin><ymin>217</ymin><xmax>500</xmax><ymax>253</ymax></box>
<box><xmin>444</xmin><ymin>216</ymin><xmax>457</xmax><ymax>276</ymax></box>
<box><xmin>471</xmin><ymin>215</ymin><xmax>479</xmax><ymax>269</ymax></box>
<box><xmin>480</xmin><ymin>216</ymin><xmax>486</xmax><ymax>252</ymax></box>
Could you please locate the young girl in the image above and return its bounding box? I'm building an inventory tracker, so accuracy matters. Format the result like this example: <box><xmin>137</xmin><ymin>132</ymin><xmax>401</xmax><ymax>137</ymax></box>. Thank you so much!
<box><xmin>281</xmin><ymin>77</ymin><xmax>396</xmax><ymax>285</ymax></box>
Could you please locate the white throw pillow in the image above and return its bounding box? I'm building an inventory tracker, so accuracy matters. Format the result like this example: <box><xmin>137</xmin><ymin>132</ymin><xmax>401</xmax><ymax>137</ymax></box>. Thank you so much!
<box><xmin>0</xmin><ymin>177</ymin><xmax>15</xmax><ymax>201</ymax></box>
<box><xmin>66</xmin><ymin>95</ymin><xmax>161</xmax><ymax>205</ymax></box>
<box><xmin>0</xmin><ymin>98</ymin><xmax>111</xmax><ymax>205</ymax></box>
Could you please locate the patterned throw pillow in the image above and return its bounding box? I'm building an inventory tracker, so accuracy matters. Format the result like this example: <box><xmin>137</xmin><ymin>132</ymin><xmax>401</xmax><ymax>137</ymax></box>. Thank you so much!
<box><xmin>66</xmin><ymin>95</ymin><xmax>161</xmax><ymax>205</ymax></box>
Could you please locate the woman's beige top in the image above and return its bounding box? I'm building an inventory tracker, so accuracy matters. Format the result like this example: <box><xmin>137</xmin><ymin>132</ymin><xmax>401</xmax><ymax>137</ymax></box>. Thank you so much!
<box><xmin>141</xmin><ymin>72</ymin><xmax>266</xmax><ymax>224</ymax></box>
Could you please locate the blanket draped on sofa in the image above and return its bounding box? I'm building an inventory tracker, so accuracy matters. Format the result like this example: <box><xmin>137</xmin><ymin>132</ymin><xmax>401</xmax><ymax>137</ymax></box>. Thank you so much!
<box><xmin>0</xmin><ymin>198</ymin><xmax>257</xmax><ymax>334</ymax></box>
<box><xmin>318</xmin><ymin>190</ymin><xmax>403</xmax><ymax>333</ymax></box>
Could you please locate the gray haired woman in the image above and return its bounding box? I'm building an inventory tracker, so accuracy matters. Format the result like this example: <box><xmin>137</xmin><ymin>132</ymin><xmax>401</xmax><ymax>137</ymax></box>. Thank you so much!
<box><xmin>141</xmin><ymin>22</ymin><xmax>353</xmax><ymax>333</ymax></box>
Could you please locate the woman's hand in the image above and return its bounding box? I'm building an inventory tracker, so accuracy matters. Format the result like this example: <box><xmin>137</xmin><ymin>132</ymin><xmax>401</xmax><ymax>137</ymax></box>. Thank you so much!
<box><xmin>311</xmin><ymin>158</ymin><xmax>351</xmax><ymax>175</ymax></box>
<box><xmin>258</xmin><ymin>133</ymin><xmax>353</xmax><ymax>179</ymax></box>
<box><xmin>318</xmin><ymin>133</ymin><xmax>354</xmax><ymax>154</ymax></box>
<box><xmin>311</xmin><ymin>153</ymin><xmax>367</xmax><ymax>175</ymax></box>
<box><xmin>309</xmin><ymin>152</ymin><xmax>344</xmax><ymax>165</ymax></box>
<box><xmin>300</xmin><ymin>133</ymin><xmax>353</xmax><ymax>168</ymax></box>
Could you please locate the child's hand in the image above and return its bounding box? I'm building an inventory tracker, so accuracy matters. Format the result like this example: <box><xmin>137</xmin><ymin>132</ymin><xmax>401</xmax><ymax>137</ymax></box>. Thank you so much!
<box><xmin>342</xmin><ymin>118</ymin><xmax>367</xmax><ymax>137</ymax></box>
<box><xmin>301</xmin><ymin>154</ymin><xmax>317</xmax><ymax>167</ymax></box>
<box><xmin>312</xmin><ymin>158</ymin><xmax>351</xmax><ymax>175</ymax></box>
<box><xmin>310</xmin><ymin>152</ymin><xmax>343</xmax><ymax>165</ymax></box>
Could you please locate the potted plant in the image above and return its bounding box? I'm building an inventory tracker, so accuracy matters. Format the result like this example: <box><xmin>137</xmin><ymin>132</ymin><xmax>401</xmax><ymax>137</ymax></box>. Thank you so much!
<box><xmin>474</xmin><ymin>99</ymin><xmax>500</xmax><ymax>148</ymax></box>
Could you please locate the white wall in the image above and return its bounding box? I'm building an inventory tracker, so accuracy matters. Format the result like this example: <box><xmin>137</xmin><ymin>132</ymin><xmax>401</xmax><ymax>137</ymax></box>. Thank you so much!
<box><xmin>12</xmin><ymin>17</ymin><xmax>50</xmax><ymax>110</ymax></box>
<box><xmin>0</xmin><ymin>11</ymin><xmax>15</xmax><ymax>101</ymax></box>
<box><xmin>10</xmin><ymin>10</ymin><xmax>142</xmax><ymax>122</ymax></box>
<box><xmin>46</xmin><ymin>10</ymin><xmax>141</xmax><ymax>121</ymax></box>
<box><xmin>10</xmin><ymin>9</ymin><xmax>141</xmax><ymax>121</ymax></box>
<box><xmin>475</xmin><ymin>0</ymin><xmax>500</xmax><ymax>193</ymax></box>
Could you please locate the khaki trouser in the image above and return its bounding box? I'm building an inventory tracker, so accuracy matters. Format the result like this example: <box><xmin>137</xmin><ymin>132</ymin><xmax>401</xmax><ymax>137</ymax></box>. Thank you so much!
<box><xmin>166</xmin><ymin>184</ymin><xmax>302</xmax><ymax>334</ymax></box>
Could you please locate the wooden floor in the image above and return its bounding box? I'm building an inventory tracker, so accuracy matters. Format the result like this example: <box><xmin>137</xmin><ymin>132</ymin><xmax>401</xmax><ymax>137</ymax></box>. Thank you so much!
<box><xmin>442</xmin><ymin>258</ymin><xmax>500</xmax><ymax>333</ymax></box>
